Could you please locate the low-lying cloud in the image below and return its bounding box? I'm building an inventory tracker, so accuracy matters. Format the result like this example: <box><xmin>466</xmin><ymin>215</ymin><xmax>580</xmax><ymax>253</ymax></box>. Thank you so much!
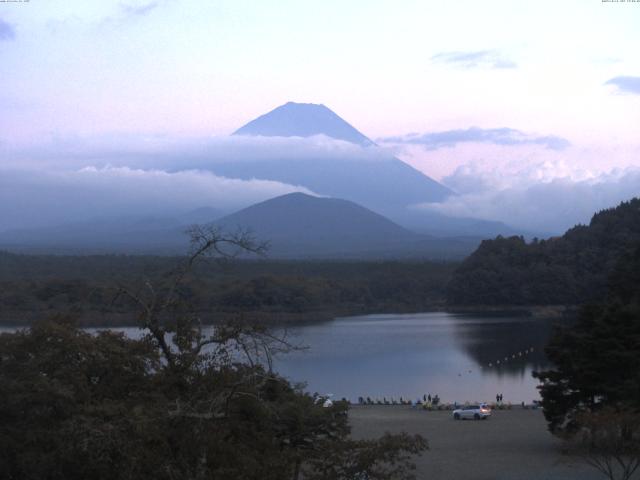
<box><xmin>3</xmin><ymin>131</ymin><xmax>635</xmax><ymax>238</ymax></box>
<box><xmin>4</xmin><ymin>133</ymin><xmax>393</xmax><ymax>171</ymax></box>
<box><xmin>605</xmin><ymin>76</ymin><xmax>640</xmax><ymax>95</ymax></box>
<box><xmin>380</xmin><ymin>127</ymin><xmax>570</xmax><ymax>151</ymax></box>
<box><xmin>0</xmin><ymin>134</ymin><xmax>393</xmax><ymax>232</ymax></box>
<box><xmin>0</xmin><ymin>166</ymin><xmax>313</xmax><ymax>232</ymax></box>
<box><xmin>431</xmin><ymin>50</ymin><xmax>516</xmax><ymax>69</ymax></box>
<box><xmin>417</xmin><ymin>162</ymin><xmax>640</xmax><ymax>234</ymax></box>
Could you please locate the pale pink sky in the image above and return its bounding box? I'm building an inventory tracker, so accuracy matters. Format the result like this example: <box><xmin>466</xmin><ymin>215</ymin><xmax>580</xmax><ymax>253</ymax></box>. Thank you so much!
<box><xmin>1</xmin><ymin>1</ymin><xmax>638</xmax><ymax>176</ymax></box>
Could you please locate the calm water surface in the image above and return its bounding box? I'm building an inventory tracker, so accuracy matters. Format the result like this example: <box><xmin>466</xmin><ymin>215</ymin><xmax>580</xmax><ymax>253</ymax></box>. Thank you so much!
<box><xmin>1</xmin><ymin>312</ymin><xmax>554</xmax><ymax>404</ymax></box>
<box><xmin>273</xmin><ymin>312</ymin><xmax>553</xmax><ymax>404</ymax></box>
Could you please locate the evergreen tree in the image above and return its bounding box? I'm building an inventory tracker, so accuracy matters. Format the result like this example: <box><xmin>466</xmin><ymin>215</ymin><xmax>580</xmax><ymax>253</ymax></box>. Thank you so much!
<box><xmin>534</xmin><ymin>246</ymin><xmax>640</xmax><ymax>433</ymax></box>
<box><xmin>447</xmin><ymin>198</ymin><xmax>640</xmax><ymax>306</ymax></box>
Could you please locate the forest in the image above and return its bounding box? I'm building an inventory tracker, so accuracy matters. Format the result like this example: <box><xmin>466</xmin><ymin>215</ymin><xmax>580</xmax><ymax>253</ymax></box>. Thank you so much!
<box><xmin>0</xmin><ymin>251</ymin><xmax>455</xmax><ymax>326</ymax></box>
<box><xmin>446</xmin><ymin>198</ymin><xmax>640</xmax><ymax>306</ymax></box>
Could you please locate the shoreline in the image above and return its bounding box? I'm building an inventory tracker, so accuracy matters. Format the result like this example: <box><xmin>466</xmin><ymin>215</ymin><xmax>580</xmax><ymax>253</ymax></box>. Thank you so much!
<box><xmin>444</xmin><ymin>304</ymin><xmax>577</xmax><ymax>318</ymax></box>
<box><xmin>0</xmin><ymin>304</ymin><xmax>574</xmax><ymax>328</ymax></box>
<box><xmin>348</xmin><ymin>401</ymin><xmax>539</xmax><ymax>410</ymax></box>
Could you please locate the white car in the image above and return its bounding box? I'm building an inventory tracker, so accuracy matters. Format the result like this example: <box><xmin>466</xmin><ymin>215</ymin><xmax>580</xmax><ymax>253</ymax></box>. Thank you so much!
<box><xmin>313</xmin><ymin>394</ymin><xmax>334</xmax><ymax>408</ymax></box>
<box><xmin>452</xmin><ymin>404</ymin><xmax>491</xmax><ymax>420</ymax></box>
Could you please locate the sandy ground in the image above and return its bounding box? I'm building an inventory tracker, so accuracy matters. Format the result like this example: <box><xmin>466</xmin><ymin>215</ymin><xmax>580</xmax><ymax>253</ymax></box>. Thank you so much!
<box><xmin>349</xmin><ymin>406</ymin><xmax>603</xmax><ymax>480</ymax></box>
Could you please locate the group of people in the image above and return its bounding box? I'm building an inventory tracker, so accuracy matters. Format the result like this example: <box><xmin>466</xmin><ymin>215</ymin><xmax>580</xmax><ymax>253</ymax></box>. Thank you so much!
<box><xmin>357</xmin><ymin>396</ymin><xmax>413</xmax><ymax>405</ymax></box>
<box><xmin>356</xmin><ymin>394</ymin><xmax>441</xmax><ymax>407</ymax></box>
<box><xmin>421</xmin><ymin>393</ymin><xmax>440</xmax><ymax>406</ymax></box>
<box><xmin>355</xmin><ymin>393</ymin><xmax>506</xmax><ymax>408</ymax></box>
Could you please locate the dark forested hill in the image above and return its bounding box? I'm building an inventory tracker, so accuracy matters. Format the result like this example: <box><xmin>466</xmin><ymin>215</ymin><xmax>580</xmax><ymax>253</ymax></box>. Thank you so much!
<box><xmin>446</xmin><ymin>198</ymin><xmax>640</xmax><ymax>306</ymax></box>
<box><xmin>214</xmin><ymin>192</ymin><xmax>477</xmax><ymax>259</ymax></box>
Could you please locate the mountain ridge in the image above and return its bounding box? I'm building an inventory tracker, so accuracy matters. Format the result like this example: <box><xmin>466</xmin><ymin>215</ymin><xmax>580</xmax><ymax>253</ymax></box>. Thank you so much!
<box><xmin>214</xmin><ymin>192</ymin><xmax>478</xmax><ymax>259</ymax></box>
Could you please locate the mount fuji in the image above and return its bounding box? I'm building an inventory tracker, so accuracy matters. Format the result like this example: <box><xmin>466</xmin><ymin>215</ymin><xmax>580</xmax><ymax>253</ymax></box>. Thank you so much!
<box><xmin>212</xmin><ymin>102</ymin><xmax>454</xmax><ymax>212</ymax></box>
<box><xmin>234</xmin><ymin>102</ymin><xmax>374</xmax><ymax>147</ymax></box>
<box><xmin>216</xmin><ymin>102</ymin><xmax>519</xmax><ymax>237</ymax></box>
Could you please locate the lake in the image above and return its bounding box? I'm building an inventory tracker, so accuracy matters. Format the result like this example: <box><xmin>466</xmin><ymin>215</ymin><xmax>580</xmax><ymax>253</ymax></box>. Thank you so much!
<box><xmin>1</xmin><ymin>312</ymin><xmax>555</xmax><ymax>404</ymax></box>
<box><xmin>272</xmin><ymin>312</ymin><xmax>553</xmax><ymax>404</ymax></box>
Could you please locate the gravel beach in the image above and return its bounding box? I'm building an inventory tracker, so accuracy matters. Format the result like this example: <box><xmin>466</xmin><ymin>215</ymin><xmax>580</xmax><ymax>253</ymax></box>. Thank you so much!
<box><xmin>349</xmin><ymin>406</ymin><xmax>603</xmax><ymax>480</ymax></box>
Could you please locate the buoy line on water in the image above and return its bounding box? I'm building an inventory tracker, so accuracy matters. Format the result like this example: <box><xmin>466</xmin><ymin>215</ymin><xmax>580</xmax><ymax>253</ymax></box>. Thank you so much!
<box><xmin>485</xmin><ymin>346</ymin><xmax>535</xmax><ymax>369</ymax></box>
<box><xmin>347</xmin><ymin>346</ymin><xmax>541</xmax><ymax>407</ymax></box>
<box><xmin>453</xmin><ymin>346</ymin><xmax>538</xmax><ymax>377</ymax></box>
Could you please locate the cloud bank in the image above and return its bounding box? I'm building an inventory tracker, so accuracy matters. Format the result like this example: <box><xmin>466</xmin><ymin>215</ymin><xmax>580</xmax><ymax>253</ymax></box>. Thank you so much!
<box><xmin>380</xmin><ymin>127</ymin><xmax>570</xmax><ymax>151</ymax></box>
<box><xmin>417</xmin><ymin>161</ymin><xmax>640</xmax><ymax>234</ymax></box>
<box><xmin>431</xmin><ymin>50</ymin><xmax>516</xmax><ymax>69</ymax></box>
<box><xmin>0</xmin><ymin>166</ymin><xmax>313</xmax><ymax>232</ymax></box>
<box><xmin>0</xmin><ymin>134</ymin><xmax>393</xmax><ymax>232</ymax></box>
<box><xmin>5</xmin><ymin>134</ymin><xmax>393</xmax><ymax>171</ymax></box>
<box><xmin>2</xmin><ymin>132</ymin><xmax>637</xmax><ymax>238</ymax></box>
<box><xmin>605</xmin><ymin>76</ymin><xmax>640</xmax><ymax>95</ymax></box>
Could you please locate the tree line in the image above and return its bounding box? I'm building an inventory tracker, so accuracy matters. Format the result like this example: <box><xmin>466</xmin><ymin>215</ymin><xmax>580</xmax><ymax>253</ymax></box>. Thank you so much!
<box><xmin>447</xmin><ymin>198</ymin><xmax>640</xmax><ymax>306</ymax></box>
<box><xmin>0</xmin><ymin>252</ymin><xmax>455</xmax><ymax>326</ymax></box>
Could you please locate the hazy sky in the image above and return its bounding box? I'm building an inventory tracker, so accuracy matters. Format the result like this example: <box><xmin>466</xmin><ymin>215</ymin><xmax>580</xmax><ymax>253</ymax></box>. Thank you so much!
<box><xmin>1</xmin><ymin>0</ymin><xmax>639</xmax><ymax>233</ymax></box>
<box><xmin>3</xmin><ymin>2</ymin><xmax>638</xmax><ymax>143</ymax></box>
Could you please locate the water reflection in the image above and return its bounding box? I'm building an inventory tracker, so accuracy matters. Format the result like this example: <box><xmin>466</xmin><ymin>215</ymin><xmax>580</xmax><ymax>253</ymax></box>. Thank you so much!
<box><xmin>272</xmin><ymin>312</ymin><xmax>556</xmax><ymax>404</ymax></box>
<box><xmin>448</xmin><ymin>314</ymin><xmax>551</xmax><ymax>378</ymax></box>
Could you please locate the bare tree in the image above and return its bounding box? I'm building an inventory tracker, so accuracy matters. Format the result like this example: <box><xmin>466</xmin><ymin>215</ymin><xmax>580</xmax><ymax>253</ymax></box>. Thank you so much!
<box><xmin>106</xmin><ymin>225</ymin><xmax>427</xmax><ymax>479</ymax></box>
<box><xmin>113</xmin><ymin>225</ymin><xmax>293</xmax><ymax>378</ymax></box>
<box><xmin>571</xmin><ymin>408</ymin><xmax>640</xmax><ymax>480</ymax></box>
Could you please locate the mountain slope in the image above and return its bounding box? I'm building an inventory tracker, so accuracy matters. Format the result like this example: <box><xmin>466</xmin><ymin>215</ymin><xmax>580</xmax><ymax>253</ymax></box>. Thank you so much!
<box><xmin>217</xmin><ymin>192</ymin><xmax>415</xmax><ymax>243</ymax></box>
<box><xmin>0</xmin><ymin>193</ymin><xmax>481</xmax><ymax>258</ymax></box>
<box><xmin>446</xmin><ymin>198</ymin><xmax>640</xmax><ymax>305</ymax></box>
<box><xmin>224</xmin><ymin>102</ymin><xmax>454</xmax><ymax>210</ymax></box>
<box><xmin>384</xmin><ymin>207</ymin><xmax>544</xmax><ymax>239</ymax></box>
<box><xmin>210</xmin><ymin>156</ymin><xmax>453</xmax><ymax>210</ymax></box>
<box><xmin>0</xmin><ymin>209</ymin><xmax>222</xmax><ymax>254</ymax></box>
<box><xmin>215</xmin><ymin>192</ymin><xmax>477</xmax><ymax>259</ymax></box>
<box><xmin>234</xmin><ymin>102</ymin><xmax>373</xmax><ymax>146</ymax></box>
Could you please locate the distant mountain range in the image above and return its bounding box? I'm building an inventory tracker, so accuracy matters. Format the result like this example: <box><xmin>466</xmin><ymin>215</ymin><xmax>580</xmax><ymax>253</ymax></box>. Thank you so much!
<box><xmin>0</xmin><ymin>102</ymin><xmax>530</xmax><ymax>257</ymax></box>
<box><xmin>0</xmin><ymin>193</ymin><xmax>480</xmax><ymax>259</ymax></box>
<box><xmin>225</xmin><ymin>101</ymin><xmax>520</xmax><ymax>238</ymax></box>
